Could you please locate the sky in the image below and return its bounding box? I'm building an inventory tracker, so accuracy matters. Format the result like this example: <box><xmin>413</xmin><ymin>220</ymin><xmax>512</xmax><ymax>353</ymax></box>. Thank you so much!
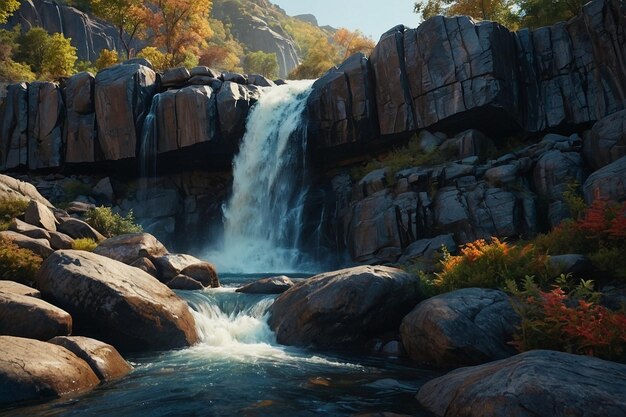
<box><xmin>272</xmin><ymin>0</ymin><xmax>420</xmax><ymax>41</ymax></box>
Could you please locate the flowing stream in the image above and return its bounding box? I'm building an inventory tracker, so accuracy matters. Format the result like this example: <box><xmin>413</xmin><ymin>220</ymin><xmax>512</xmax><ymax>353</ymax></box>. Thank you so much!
<box><xmin>4</xmin><ymin>275</ymin><xmax>437</xmax><ymax>417</ymax></box>
<box><xmin>208</xmin><ymin>80</ymin><xmax>318</xmax><ymax>273</ymax></box>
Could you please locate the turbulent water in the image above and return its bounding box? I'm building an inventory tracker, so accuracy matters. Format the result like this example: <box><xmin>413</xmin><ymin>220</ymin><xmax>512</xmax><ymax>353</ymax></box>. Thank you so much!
<box><xmin>3</xmin><ymin>275</ymin><xmax>437</xmax><ymax>417</ymax></box>
<box><xmin>210</xmin><ymin>81</ymin><xmax>317</xmax><ymax>273</ymax></box>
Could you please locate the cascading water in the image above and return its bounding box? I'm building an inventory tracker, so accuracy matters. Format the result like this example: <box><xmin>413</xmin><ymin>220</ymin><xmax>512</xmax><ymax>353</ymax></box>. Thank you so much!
<box><xmin>212</xmin><ymin>80</ymin><xmax>317</xmax><ymax>273</ymax></box>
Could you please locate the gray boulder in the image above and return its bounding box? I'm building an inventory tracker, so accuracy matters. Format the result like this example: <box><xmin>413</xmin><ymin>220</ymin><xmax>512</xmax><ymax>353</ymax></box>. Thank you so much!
<box><xmin>0</xmin><ymin>291</ymin><xmax>72</xmax><ymax>340</ymax></box>
<box><xmin>24</xmin><ymin>200</ymin><xmax>58</xmax><ymax>231</ymax></box>
<box><xmin>583</xmin><ymin>156</ymin><xmax>626</xmax><ymax>203</ymax></box>
<box><xmin>400</xmin><ymin>288</ymin><xmax>519</xmax><ymax>367</ymax></box>
<box><xmin>269</xmin><ymin>266</ymin><xmax>424</xmax><ymax>348</ymax></box>
<box><xmin>0</xmin><ymin>336</ymin><xmax>100</xmax><ymax>406</ymax></box>
<box><xmin>57</xmin><ymin>218</ymin><xmax>106</xmax><ymax>242</ymax></box>
<box><xmin>36</xmin><ymin>250</ymin><xmax>199</xmax><ymax>351</ymax></box>
<box><xmin>584</xmin><ymin>110</ymin><xmax>626</xmax><ymax>170</ymax></box>
<box><xmin>417</xmin><ymin>350</ymin><xmax>626</xmax><ymax>417</ymax></box>
<box><xmin>0</xmin><ymin>281</ymin><xmax>41</xmax><ymax>298</ymax></box>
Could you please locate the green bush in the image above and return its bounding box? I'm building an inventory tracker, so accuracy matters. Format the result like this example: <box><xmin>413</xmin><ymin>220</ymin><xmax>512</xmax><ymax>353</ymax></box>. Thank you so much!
<box><xmin>0</xmin><ymin>198</ymin><xmax>29</xmax><ymax>230</ymax></box>
<box><xmin>0</xmin><ymin>237</ymin><xmax>43</xmax><ymax>285</ymax></box>
<box><xmin>84</xmin><ymin>206</ymin><xmax>142</xmax><ymax>237</ymax></box>
<box><xmin>71</xmin><ymin>237</ymin><xmax>97</xmax><ymax>252</ymax></box>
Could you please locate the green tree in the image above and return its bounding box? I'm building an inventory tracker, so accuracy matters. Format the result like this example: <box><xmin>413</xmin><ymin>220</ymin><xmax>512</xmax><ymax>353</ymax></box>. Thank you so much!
<box><xmin>0</xmin><ymin>28</ymin><xmax>36</xmax><ymax>82</ymax></box>
<box><xmin>15</xmin><ymin>28</ymin><xmax>77</xmax><ymax>79</ymax></box>
<box><xmin>516</xmin><ymin>0</ymin><xmax>587</xmax><ymax>28</ymax></box>
<box><xmin>413</xmin><ymin>0</ymin><xmax>520</xmax><ymax>29</ymax></box>
<box><xmin>243</xmin><ymin>51</ymin><xmax>278</xmax><ymax>79</ymax></box>
<box><xmin>89</xmin><ymin>0</ymin><xmax>146</xmax><ymax>59</ymax></box>
<box><xmin>0</xmin><ymin>0</ymin><xmax>20</xmax><ymax>24</ymax></box>
<box><xmin>137</xmin><ymin>46</ymin><xmax>168</xmax><ymax>72</ymax></box>
<box><xmin>95</xmin><ymin>48</ymin><xmax>119</xmax><ymax>71</ymax></box>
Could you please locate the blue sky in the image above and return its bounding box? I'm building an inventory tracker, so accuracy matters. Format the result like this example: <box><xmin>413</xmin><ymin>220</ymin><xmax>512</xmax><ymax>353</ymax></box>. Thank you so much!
<box><xmin>272</xmin><ymin>0</ymin><xmax>420</xmax><ymax>40</ymax></box>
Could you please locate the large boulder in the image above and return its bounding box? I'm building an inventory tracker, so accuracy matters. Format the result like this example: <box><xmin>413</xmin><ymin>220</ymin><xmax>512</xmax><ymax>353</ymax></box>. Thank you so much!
<box><xmin>584</xmin><ymin>110</ymin><xmax>626</xmax><ymax>170</ymax></box>
<box><xmin>24</xmin><ymin>200</ymin><xmax>58</xmax><ymax>231</ymax></box>
<box><xmin>236</xmin><ymin>275</ymin><xmax>294</xmax><ymax>294</ymax></box>
<box><xmin>27</xmin><ymin>82</ymin><xmax>64</xmax><ymax>170</ymax></box>
<box><xmin>57</xmin><ymin>218</ymin><xmax>106</xmax><ymax>242</ymax></box>
<box><xmin>0</xmin><ymin>281</ymin><xmax>41</xmax><ymax>298</ymax></box>
<box><xmin>0</xmin><ymin>291</ymin><xmax>72</xmax><ymax>340</ymax></box>
<box><xmin>400</xmin><ymin>288</ymin><xmax>519</xmax><ymax>367</ymax></box>
<box><xmin>153</xmin><ymin>253</ymin><xmax>205</xmax><ymax>281</ymax></box>
<box><xmin>9</xmin><ymin>218</ymin><xmax>73</xmax><ymax>250</ymax></box>
<box><xmin>49</xmin><ymin>336</ymin><xmax>133</xmax><ymax>382</ymax></box>
<box><xmin>36</xmin><ymin>250</ymin><xmax>199</xmax><ymax>351</ymax></box>
<box><xmin>179</xmin><ymin>262</ymin><xmax>219</xmax><ymax>288</ymax></box>
<box><xmin>216</xmin><ymin>81</ymin><xmax>259</xmax><ymax>143</ymax></box>
<box><xmin>95</xmin><ymin>63</ymin><xmax>156</xmax><ymax>160</ymax></box>
<box><xmin>93</xmin><ymin>233</ymin><xmax>168</xmax><ymax>265</ymax></box>
<box><xmin>0</xmin><ymin>175</ymin><xmax>51</xmax><ymax>206</ymax></box>
<box><xmin>0</xmin><ymin>336</ymin><xmax>100</xmax><ymax>406</ymax></box>
<box><xmin>583</xmin><ymin>156</ymin><xmax>626</xmax><ymax>203</ymax></box>
<box><xmin>268</xmin><ymin>266</ymin><xmax>424</xmax><ymax>348</ymax></box>
<box><xmin>417</xmin><ymin>350</ymin><xmax>626</xmax><ymax>417</ymax></box>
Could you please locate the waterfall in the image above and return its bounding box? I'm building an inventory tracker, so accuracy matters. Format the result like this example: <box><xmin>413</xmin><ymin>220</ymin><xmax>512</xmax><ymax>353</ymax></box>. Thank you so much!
<box><xmin>139</xmin><ymin>93</ymin><xmax>160</xmax><ymax>179</ymax></box>
<box><xmin>211</xmin><ymin>80</ymin><xmax>316</xmax><ymax>273</ymax></box>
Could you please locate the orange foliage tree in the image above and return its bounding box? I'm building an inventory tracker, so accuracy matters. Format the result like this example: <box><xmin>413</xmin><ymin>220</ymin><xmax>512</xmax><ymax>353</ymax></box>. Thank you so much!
<box><xmin>144</xmin><ymin>0</ymin><xmax>213</xmax><ymax>68</ymax></box>
<box><xmin>90</xmin><ymin>0</ymin><xmax>147</xmax><ymax>59</ymax></box>
<box><xmin>332</xmin><ymin>28</ymin><xmax>375</xmax><ymax>62</ymax></box>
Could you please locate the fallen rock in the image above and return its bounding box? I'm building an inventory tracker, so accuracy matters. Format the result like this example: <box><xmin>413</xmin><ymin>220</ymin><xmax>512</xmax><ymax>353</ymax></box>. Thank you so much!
<box><xmin>167</xmin><ymin>275</ymin><xmax>204</xmax><ymax>291</ymax></box>
<box><xmin>36</xmin><ymin>250</ymin><xmax>199</xmax><ymax>351</ymax></box>
<box><xmin>154</xmin><ymin>253</ymin><xmax>205</xmax><ymax>281</ymax></box>
<box><xmin>49</xmin><ymin>336</ymin><xmax>133</xmax><ymax>382</ymax></box>
<box><xmin>400</xmin><ymin>288</ymin><xmax>518</xmax><ymax>367</ymax></box>
<box><xmin>583</xmin><ymin>156</ymin><xmax>626</xmax><ymax>203</ymax></box>
<box><xmin>24</xmin><ymin>200</ymin><xmax>58</xmax><ymax>231</ymax></box>
<box><xmin>0</xmin><ymin>230</ymin><xmax>53</xmax><ymax>258</ymax></box>
<box><xmin>57</xmin><ymin>218</ymin><xmax>106</xmax><ymax>242</ymax></box>
<box><xmin>0</xmin><ymin>281</ymin><xmax>41</xmax><ymax>298</ymax></box>
<box><xmin>93</xmin><ymin>233</ymin><xmax>168</xmax><ymax>265</ymax></box>
<box><xmin>179</xmin><ymin>262</ymin><xmax>219</xmax><ymax>288</ymax></box>
<box><xmin>0</xmin><ymin>336</ymin><xmax>100</xmax><ymax>406</ymax></box>
<box><xmin>417</xmin><ymin>350</ymin><xmax>626</xmax><ymax>417</ymax></box>
<box><xmin>236</xmin><ymin>275</ymin><xmax>293</xmax><ymax>294</ymax></box>
<box><xmin>0</xmin><ymin>291</ymin><xmax>72</xmax><ymax>340</ymax></box>
<box><xmin>269</xmin><ymin>266</ymin><xmax>424</xmax><ymax>348</ymax></box>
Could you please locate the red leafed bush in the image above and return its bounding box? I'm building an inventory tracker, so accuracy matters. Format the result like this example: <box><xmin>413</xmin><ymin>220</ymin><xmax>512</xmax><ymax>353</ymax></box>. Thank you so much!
<box><xmin>511</xmin><ymin>280</ymin><xmax>626</xmax><ymax>363</ymax></box>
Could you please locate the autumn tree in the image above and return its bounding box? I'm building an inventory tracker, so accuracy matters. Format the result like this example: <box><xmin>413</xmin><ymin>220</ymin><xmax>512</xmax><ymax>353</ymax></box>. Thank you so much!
<box><xmin>243</xmin><ymin>51</ymin><xmax>278</xmax><ymax>79</ymax></box>
<box><xmin>0</xmin><ymin>0</ymin><xmax>20</xmax><ymax>24</ymax></box>
<box><xmin>95</xmin><ymin>49</ymin><xmax>119</xmax><ymax>70</ymax></box>
<box><xmin>89</xmin><ymin>0</ymin><xmax>147</xmax><ymax>59</ymax></box>
<box><xmin>413</xmin><ymin>0</ymin><xmax>520</xmax><ymax>29</ymax></box>
<box><xmin>144</xmin><ymin>0</ymin><xmax>213</xmax><ymax>68</ymax></box>
<box><xmin>137</xmin><ymin>46</ymin><xmax>168</xmax><ymax>72</ymax></box>
<box><xmin>199</xmin><ymin>18</ymin><xmax>243</xmax><ymax>72</ymax></box>
<box><xmin>333</xmin><ymin>28</ymin><xmax>375</xmax><ymax>62</ymax></box>
<box><xmin>14</xmin><ymin>28</ymin><xmax>77</xmax><ymax>79</ymax></box>
<box><xmin>288</xmin><ymin>37</ymin><xmax>338</xmax><ymax>80</ymax></box>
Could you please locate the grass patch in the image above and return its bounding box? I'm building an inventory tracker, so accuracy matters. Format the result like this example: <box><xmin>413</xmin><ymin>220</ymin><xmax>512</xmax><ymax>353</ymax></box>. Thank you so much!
<box><xmin>0</xmin><ymin>236</ymin><xmax>43</xmax><ymax>285</ymax></box>
<box><xmin>71</xmin><ymin>238</ymin><xmax>98</xmax><ymax>252</ymax></box>
<box><xmin>0</xmin><ymin>198</ymin><xmax>29</xmax><ymax>231</ymax></box>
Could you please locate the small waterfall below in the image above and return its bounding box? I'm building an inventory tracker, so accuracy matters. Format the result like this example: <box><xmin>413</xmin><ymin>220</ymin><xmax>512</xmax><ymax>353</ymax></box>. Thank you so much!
<box><xmin>211</xmin><ymin>80</ymin><xmax>316</xmax><ymax>273</ymax></box>
<box><xmin>139</xmin><ymin>93</ymin><xmax>160</xmax><ymax>179</ymax></box>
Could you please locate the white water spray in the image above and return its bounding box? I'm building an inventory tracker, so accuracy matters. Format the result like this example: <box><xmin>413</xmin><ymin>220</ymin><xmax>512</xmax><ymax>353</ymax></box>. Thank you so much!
<box><xmin>211</xmin><ymin>80</ymin><xmax>316</xmax><ymax>273</ymax></box>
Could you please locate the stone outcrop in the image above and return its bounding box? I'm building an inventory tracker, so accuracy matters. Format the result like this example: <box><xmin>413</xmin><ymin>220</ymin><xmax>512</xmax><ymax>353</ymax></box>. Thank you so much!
<box><xmin>0</xmin><ymin>291</ymin><xmax>72</xmax><ymax>340</ymax></box>
<box><xmin>269</xmin><ymin>266</ymin><xmax>423</xmax><ymax>348</ymax></box>
<box><xmin>584</xmin><ymin>109</ymin><xmax>626</xmax><ymax>170</ymax></box>
<box><xmin>400</xmin><ymin>288</ymin><xmax>519</xmax><ymax>367</ymax></box>
<box><xmin>65</xmin><ymin>72</ymin><xmax>96</xmax><ymax>164</ymax></box>
<box><xmin>236</xmin><ymin>275</ymin><xmax>294</xmax><ymax>294</ymax></box>
<box><xmin>0</xmin><ymin>336</ymin><xmax>100</xmax><ymax>406</ymax></box>
<box><xmin>95</xmin><ymin>63</ymin><xmax>156</xmax><ymax>161</ymax></box>
<box><xmin>216</xmin><ymin>81</ymin><xmax>261</xmax><ymax>144</ymax></box>
<box><xmin>0</xmin><ymin>174</ymin><xmax>51</xmax><ymax>205</ymax></box>
<box><xmin>417</xmin><ymin>350</ymin><xmax>626</xmax><ymax>417</ymax></box>
<box><xmin>0</xmin><ymin>281</ymin><xmax>41</xmax><ymax>298</ymax></box>
<box><xmin>0</xmin><ymin>83</ymin><xmax>28</xmax><ymax>170</ymax></box>
<box><xmin>27</xmin><ymin>82</ymin><xmax>64</xmax><ymax>170</ymax></box>
<box><xmin>49</xmin><ymin>336</ymin><xmax>133</xmax><ymax>382</ymax></box>
<box><xmin>36</xmin><ymin>250</ymin><xmax>199</xmax><ymax>351</ymax></box>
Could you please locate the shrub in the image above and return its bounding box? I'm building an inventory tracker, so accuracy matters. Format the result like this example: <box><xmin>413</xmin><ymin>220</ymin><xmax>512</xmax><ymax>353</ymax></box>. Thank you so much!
<box><xmin>0</xmin><ymin>197</ymin><xmax>29</xmax><ymax>230</ymax></box>
<box><xmin>84</xmin><ymin>206</ymin><xmax>142</xmax><ymax>237</ymax></box>
<box><xmin>508</xmin><ymin>276</ymin><xmax>626</xmax><ymax>363</ymax></box>
<box><xmin>95</xmin><ymin>49</ymin><xmax>119</xmax><ymax>71</ymax></box>
<box><xmin>434</xmin><ymin>238</ymin><xmax>551</xmax><ymax>292</ymax></box>
<box><xmin>0</xmin><ymin>237</ymin><xmax>43</xmax><ymax>285</ymax></box>
<box><xmin>62</xmin><ymin>179</ymin><xmax>93</xmax><ymax>202</ymax></box>
<box><xmin>72</xmin><ymin>238</ymin><xmax>97</xmax><ymax>252</ymax></box>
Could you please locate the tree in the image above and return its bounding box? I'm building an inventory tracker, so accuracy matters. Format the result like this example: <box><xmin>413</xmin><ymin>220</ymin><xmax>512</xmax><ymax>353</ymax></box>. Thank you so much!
<box><xmin>144</xmin><ymin>0</ymin><xmax>213</xmax><ymax>68</ymax></box>
<box><xmin>0</xmin><ymin>0</ymin><xmax>20</xmax><ymax>24</ymax></box>
<box><xmin>288</xmin><ymin>37</ymin><xmax>338</xmax><ymax>80</ymax></box>
<box><xmin>0</xmin><ymin>28</ymin><xmax>36</xmax><ymax>82</ymax></box>
<box><xmin>137</xmin><ymin>46</ymin><xmax>167</xmax><ymax>72</ymax></box>
<box><xmin>243</xmin><ymin>51</ymin><xmax>278</xmax><ymax>79</ymax></box>
<box><xmin>333</xmin><ymin>28</ymin><xmax>375</xmax><ymax>61</ymax></box>
<box><xmin>89</xmin><ymin>0</ymin><xmax>147</xmax><ymax>59</ymax></box>
<box><xmin>95</xmin><ymin>49</ymin><xmax>119</xmax><ymax>71</ymax></box>
<box><xmin>413</xmin><ymin>0</ymin><xmax>520</xmax><ymax>29</ymax></box>
<box><xmin>516</xmin><ymin>0</ymin><xmax>587</xmax><ymax>28</ymax></box>
<box><xmin>15</xmin><ymin>28</ymin><xmax>77</xmax><ymax>79</ymax></box>
<box><xmin>199</xmin><ymin>18</ymin><xmax>243</xmax><ymax>72</ymax></box>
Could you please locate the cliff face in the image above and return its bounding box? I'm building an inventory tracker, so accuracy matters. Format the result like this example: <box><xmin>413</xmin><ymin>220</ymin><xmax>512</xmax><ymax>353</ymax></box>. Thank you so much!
<box><xmin>2</xmin><ymin>0</ymin><xmax>123</xmax><ymax>62</ymax></box>
<box><xmin>307</xmin><ymin>0</ymin><xmax>626</xmax><ymax>157</ymax></box>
